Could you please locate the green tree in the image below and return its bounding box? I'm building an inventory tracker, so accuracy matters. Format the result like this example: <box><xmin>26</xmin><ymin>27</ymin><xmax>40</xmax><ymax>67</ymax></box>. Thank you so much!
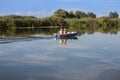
<box><xmin>109</xmin><ymin>12</ymin><xmax>119</xmax><ymax>18</ymax></box>
<box><xmin>53</xmin><ymin>9</ymin><xmax>69</xmax><ymax>18</ymax></box>
<box><xmin>75</xmin><ymin>11</ymin><xmax>87</xmax><ymax>18</ymax></box>
<box><xmin>87</xmin><ymin>12</ymin><xmax>96</xmax><ymax>18</ymax></box>
<box><xmin>69</xmin><ymin>11</ymin><xmax>75</xmax><ymax>18</ymax></box>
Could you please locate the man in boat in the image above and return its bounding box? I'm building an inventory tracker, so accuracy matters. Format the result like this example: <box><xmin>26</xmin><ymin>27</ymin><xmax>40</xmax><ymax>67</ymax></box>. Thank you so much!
<box><xmin>58</xmin><ymin>28</ymin><xmax>63</xmax><ymax>35</ymax></box>
<box><xmin>63</xmin><ymin>28</ymin><xmax>67</xmax><ymax>34</ymax></box>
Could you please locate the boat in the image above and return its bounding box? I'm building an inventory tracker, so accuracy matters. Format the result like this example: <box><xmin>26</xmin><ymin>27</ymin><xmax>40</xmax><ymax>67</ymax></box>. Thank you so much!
<box><xmin>55</xmin><ymin>32</ymin><xmax>77</xmax><ymax>39</ymax></box>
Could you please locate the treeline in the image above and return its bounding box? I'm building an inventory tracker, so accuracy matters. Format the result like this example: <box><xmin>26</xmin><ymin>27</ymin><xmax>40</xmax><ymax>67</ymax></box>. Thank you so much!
<box><xmin>53</xmin><ymin>9</ymin><xmax>119</xmax><ymax>18</ymax></box>
<box><xmin>0</xmin><ymin>15</ymin><xmax>67</xmax><ymax>35</ymax></box>
<box><xmin>0</xmin><ymin>9</ymin><xmax>120</xmax><ymax>35</ymax></box>
<box><xmin>0</xmin><ymin>15</ymin><xmax>67</xmax><ymax>27</ymax></box>
<box><xmin>67</xmin><ymin>18</ymin><xmax>120</xmax><ymax>35</ymax></box>
<box><xmin>54</xmin><ymin>9</ymin><xmax>96</xmax><ymax>18</ymax></box>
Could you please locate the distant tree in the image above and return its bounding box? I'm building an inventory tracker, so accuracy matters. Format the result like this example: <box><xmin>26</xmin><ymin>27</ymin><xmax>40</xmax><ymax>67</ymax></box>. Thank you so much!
<box><xmin>75</xmin><ymin>11</ymin><xmax>87</xmax><ymax>18</ymax></box>
<box><xmin>87</xmin><ymin>12</ymin><xmax>96</xmax><ymax>18</ymax></box>
<box><xmin>56</xmin><ymin>17</ymin><xmax>67</xmax><ymax>26</ymax></box>
<box><xmin>53</xmin><ymin>9</ymin><xmax>69</xmax><ymax>18</ymax></box>
<box><xmin>69</xmin><ymin>11</ymin><xmax>75</xmax><ymax>18</ymax></box>
<box><xmin>109</xmin><ymin>12</ymin><xmax>119</xmax><ymax>18</ymax></box>
<box><xmin>80</xmin><ymin>11</ymin><xmax>87</xmax><ymax>18</ymax></box>
<box><xmin>75</xmin><ymin>11</ymin><xmax>81</xmax><ymax>18</ymax></box>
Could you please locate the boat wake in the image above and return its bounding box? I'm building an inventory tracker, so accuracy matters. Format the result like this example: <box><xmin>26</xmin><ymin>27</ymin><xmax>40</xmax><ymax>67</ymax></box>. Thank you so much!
<box><xmin>0</xmin><ymin>36</ymin><xmax>53</xmax><ymax>44</ymax></box>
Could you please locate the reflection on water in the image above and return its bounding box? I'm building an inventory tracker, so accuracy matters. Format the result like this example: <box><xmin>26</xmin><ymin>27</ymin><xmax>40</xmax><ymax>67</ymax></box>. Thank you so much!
<box><xmin>0</xmin><ymin>30</ymin><xmax>120</xmax><ymax>80</ymax></box>
<box><xmin>57</xmin><ymin>37</ymin><xmax>78</xmax><ymax>45</ymax></box>
<box><xmin>0</xmin><ymin>36</ymin><xmax>78</xmax><ymax>45</ymax></box>
<box><xmin>59</xmin><ymin>39</ymin><xmax>67</xmax><ymax>45</ymax></box>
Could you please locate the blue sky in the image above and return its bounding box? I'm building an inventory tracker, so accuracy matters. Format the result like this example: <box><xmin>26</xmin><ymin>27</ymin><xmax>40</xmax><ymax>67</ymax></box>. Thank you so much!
<box><xmin>0</xmin><ymin>0</ymin><xmax>120</xmax><ymax>17</ymax></box>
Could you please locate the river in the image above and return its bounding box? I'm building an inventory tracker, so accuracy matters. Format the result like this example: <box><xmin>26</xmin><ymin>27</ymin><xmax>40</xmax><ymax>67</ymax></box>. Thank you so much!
<box><xmin>0</xmin><ymin>32</ymin><xmax>120</xmax><ymax>80</ymax></box>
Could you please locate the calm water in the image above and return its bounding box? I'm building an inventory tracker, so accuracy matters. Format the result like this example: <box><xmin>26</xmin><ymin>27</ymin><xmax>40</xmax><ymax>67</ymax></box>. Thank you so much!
<box><xmin>0</xmin><ymin>32</ymin><xmax>120</xmax><ymax>80</ymax></box>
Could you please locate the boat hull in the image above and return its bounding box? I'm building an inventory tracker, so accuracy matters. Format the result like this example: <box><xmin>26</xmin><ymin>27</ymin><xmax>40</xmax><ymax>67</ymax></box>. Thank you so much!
<box><xmin>56</xmin><ymin>32</ymin><xmax>77</xmax><ymax>39</ymax></box>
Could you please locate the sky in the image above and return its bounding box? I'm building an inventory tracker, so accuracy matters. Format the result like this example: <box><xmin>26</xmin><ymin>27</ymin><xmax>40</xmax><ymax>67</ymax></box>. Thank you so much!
<box><xmin>0</xmin><ymin>0</ymin><xmax>120</xmax><ymax>17</ymax></box>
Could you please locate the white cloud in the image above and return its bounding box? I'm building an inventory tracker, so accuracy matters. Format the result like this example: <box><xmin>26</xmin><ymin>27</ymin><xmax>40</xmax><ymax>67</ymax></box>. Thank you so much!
<box><xmin>15</xmin><ymin>10</ymin><xmax>53</xmax><ymax>18</ymax></box>
<box><xmin>24</xmin><ymin>54</ymin><xmax>65</xmax><ymax>62</ymax></box>
<box><xmin>0</xmin><ymin>10</ymin><xmax>53</xmax><ymax>18</ymax></box>
<box><xmin>0</xmin><ymin>52</ymin><xmax>66</xmax><ymax>65</ymax></box>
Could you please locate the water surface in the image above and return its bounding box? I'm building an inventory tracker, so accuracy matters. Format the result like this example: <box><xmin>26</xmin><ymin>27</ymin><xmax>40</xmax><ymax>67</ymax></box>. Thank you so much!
<box><xmin>0</xmin><ymin>32</ymin><xmax>120</xmax><ymax>80</ymax></box>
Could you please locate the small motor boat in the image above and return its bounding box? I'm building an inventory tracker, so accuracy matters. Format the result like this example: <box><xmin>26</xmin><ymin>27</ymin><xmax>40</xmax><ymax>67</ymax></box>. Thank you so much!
<box><xmin>55</xmin><ymin>32</ymin><xmax>77</xmax><ymax>39</ymax></box>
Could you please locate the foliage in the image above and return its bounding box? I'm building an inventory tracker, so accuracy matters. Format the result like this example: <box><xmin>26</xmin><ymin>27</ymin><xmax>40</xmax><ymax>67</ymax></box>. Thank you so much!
<box><xmin>109</xmin><ymin>12</ymin><xmax>119</xmax><ymax>18</ymax></box>
<box><xmin>53</xmin><ymin>9</ymin><xmax>69</xmax><ymax>18</ymax></box>
<box><xmin>0</xmin><ymin>9</ymin><xmax>120</xmax><ymax>36</ymax></box>
<box><xmin>69</xmin><ymin>11</ymin><xmax>75</xmax><ymax>18</ymax></box>
<box><xmin>87</xmin><ymin>12</ymin><xmax>96</xmax><ymax>18</ymax></box>
<box><xmin>75</xmin><ymin>11</ymin><xmax>87</xmax><ymax>18</ymax></box>
<box><xmin>53</xmin><ymin>9</ymin><xmax>96</xmax><ymax>19</ymax></box>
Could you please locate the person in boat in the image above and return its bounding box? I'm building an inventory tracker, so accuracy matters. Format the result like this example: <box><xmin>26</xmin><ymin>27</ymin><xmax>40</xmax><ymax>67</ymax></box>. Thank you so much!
<box><xmin>63</xmin><ymin>28</ymin><xmax>67</xmax><ymax>34</ymax></box>
<box><xmin>58</xmin><ymin>28</ymin><xmax>63</xmax><ymax>35</ymax></box>
<box><xmin>58</xmin><ymin>28</ymin><xmax>67</xmax><ymax>35</ymax></box>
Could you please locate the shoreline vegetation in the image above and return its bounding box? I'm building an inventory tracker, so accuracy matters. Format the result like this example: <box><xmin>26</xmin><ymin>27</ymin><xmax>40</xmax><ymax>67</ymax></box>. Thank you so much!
<box><xmin>0</xmin><ymin>9</ymin><xmax>120</xmax><ymax>36</ymax></box>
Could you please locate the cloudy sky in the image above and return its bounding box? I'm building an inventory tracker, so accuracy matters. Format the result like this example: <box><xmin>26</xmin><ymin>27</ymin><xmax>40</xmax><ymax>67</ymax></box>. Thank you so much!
<box><xmin>0</xmin><ymin>0</ymin><xmax>120</xmax><ymax>17</ymax></box>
